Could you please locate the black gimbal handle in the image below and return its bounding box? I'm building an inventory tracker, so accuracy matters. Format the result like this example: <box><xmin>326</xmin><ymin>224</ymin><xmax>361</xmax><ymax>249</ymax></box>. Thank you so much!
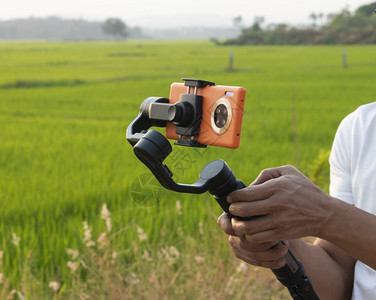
<box><xmin>208</xmin><ymin>166</ymin><xmax>318</xmax><ymax>299</ymax></box>
<box><xmin>198</xmin><ymin>160</ymin><xmax>319</xmax><ymax>300</ymax></box>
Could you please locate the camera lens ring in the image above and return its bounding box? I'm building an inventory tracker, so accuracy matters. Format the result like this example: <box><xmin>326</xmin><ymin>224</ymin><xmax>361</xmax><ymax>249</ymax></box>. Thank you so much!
<box><xmin>210</xmin><ymin>97</ymin><xmax>232</xmax><ymax>135</ymax></box>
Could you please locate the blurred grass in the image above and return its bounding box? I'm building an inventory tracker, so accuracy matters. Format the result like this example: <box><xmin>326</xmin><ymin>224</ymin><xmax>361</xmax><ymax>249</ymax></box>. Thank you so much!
<box><xmin>0</xmin><ymin>40</ymin><xmax>375</xmax><ymax>298</ymax></box>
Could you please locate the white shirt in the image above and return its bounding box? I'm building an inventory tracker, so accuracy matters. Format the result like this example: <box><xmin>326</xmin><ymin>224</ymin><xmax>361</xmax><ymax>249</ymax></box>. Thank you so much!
<box><xmin>329</xmin><ymin>102</ymin><xmax>376</xmax><ymax>300</ymax></box>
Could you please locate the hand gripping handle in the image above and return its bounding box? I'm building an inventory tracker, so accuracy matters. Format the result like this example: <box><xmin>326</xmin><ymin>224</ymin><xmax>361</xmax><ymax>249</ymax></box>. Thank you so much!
<box><xmin>128</xmin><ymin>129</ymin><xmax>319</xmax><ymax>300</ymax></box>
<box><xmin>210</xmin><ymin>172</ymin><xmax>319</xmax><ymax>300</ymax></box>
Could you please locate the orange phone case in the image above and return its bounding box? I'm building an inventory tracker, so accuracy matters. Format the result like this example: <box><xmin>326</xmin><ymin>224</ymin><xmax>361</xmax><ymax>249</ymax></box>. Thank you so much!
<box><xmin>166</xmin><ymin>82</ymin><xmax>246</xmax><ymax>149</ymax></box>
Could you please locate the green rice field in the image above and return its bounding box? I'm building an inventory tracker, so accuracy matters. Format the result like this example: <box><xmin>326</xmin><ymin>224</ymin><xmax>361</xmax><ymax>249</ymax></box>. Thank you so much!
<box><xmin>0</xmin><ymin>40</ymin><xmax>375</xmax><ymax>299</ymax></box>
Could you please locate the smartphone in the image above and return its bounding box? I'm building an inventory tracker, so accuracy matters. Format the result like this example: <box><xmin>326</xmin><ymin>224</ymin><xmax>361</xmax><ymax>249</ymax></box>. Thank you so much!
<box><xmin>165</xmin><ymin>82</ymin><xmax>246</xmax><ymax>149</ymax></box>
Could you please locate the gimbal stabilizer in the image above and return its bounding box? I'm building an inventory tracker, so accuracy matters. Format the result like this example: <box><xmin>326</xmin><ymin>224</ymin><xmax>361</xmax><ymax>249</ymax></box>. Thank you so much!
<box><xmin>127</xmin><ymin>79</ymin><xmax>319</xmax><ymax>300</ymax></box>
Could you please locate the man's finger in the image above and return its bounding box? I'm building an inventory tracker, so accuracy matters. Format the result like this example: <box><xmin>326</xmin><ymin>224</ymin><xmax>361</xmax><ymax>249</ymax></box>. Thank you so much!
<box><xmin>250</xmin><ymin>167</ymin><xmax>284</xmax><ymax>186</ymax></box>
<box><xmin>250</xmin><ymin>165</ymin><xmax>298</xmax><ymax>186</ymax></box>
<box><xmin>229</xmin><ymin>236</ymin><xmax>287</xmax><ymax>269</ymax></box>
<box><xmin>227</xmin><ymin>180</ymin><xmax>275</xmax><ymax>203</ymax></box>
<box><xmin>231</xmin><ymin>215</ymin><xmax>276</xmax><ymax>237</ymax></box>
<box><xmin>233</xmin><ymin>235</ymin><xmax>277</xmax><ymax>251</ymax></box>
<box><xmin>229</xmin><ymin>199</ymin><xmax>275</xmax><ymax>217</ymax></box>
<box><xmin>217</xmin><ymin>212</ymin><xmax>236</xmax><ymax>235</ymax></box>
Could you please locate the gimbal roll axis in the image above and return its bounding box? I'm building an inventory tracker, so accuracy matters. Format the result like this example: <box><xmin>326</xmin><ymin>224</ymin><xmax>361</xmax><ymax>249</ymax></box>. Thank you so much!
<box><xmin>127</xmin><ymin>79</ymin><xmax>319</xmax><ymax>300</ymax></box>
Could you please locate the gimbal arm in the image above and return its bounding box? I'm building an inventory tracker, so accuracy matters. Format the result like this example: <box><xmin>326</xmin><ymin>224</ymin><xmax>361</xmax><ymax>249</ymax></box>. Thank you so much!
<box><xmin>131</xmin><ymin>129</ymin><xmax>209</xmax><ymax>193</ymax></box>
<box><xmin>127</xmin><ymin>89</ymin><xmax>319</xmax><ymax>300</ymax></box>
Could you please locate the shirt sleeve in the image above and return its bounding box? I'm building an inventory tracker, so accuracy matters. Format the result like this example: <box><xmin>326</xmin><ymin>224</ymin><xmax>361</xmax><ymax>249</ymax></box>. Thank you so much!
<box><xmin>329</xmin><ymin>112</ymin><xmax>355</xmax><ymax>205</ymax></box>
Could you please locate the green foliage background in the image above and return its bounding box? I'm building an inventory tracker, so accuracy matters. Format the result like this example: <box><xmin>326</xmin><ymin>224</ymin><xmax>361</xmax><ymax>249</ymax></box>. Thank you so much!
<box><xmin>0</xmin><ymin>41</ymin><xmax>375</xmax><ymax>297</ymax></box>
<box><xmin>224</xmin><ymin>2</ymin><xmax>376</xmax><ymax>45</ymax></box>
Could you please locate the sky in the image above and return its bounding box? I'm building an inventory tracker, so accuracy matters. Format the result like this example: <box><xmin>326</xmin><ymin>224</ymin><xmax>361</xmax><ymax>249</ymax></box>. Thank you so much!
<box><xmin>0</xmin><ymin>0</ymin><xmax>374</xmax><ymax>28</ymax></box>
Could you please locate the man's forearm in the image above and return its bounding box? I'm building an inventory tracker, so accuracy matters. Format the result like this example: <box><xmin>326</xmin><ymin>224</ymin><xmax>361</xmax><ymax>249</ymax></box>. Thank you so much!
<box><xmin>287</xmin><ymin>196</ymin><xmax>376</xmax><ymax>299</ymax></box>
<box><xmin>319</xmin><ymin>196</ymin><xmax>376</xmax><ymax>269</ymax></box>
<box><xmin>288</xmin><ymin>238</ymin><xmax>355</xmax><ymax>300</ymax></box>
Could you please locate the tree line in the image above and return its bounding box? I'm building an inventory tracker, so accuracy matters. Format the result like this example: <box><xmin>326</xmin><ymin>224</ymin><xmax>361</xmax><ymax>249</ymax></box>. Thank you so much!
<box><xmin>0</xmin><ymin>16</ymin><xmax>240</xmax><ymax>41</ymax></box>
<box><xmin>222</xmin><ymin>2</ymin><xmax>376</xmax><ymax>45</ymax></box>
<box><xmin>0</xmin><ymin>17</ymin><xmax>142</xmax><ymax>40</ymax></box>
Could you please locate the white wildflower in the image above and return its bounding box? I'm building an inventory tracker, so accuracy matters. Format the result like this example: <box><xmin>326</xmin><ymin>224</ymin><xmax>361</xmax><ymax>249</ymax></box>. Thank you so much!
<box><xmin>105</xmin><ymin>218</ymin><xmax>111</xmax><ymax>233</ymax></box>
<box><xmin>128</xmin><ymin>272</ymin><xmax>139</xmax><ymax>285</ymax></box>
<box><xmin>160</xmin><ymin>245</ymin><xmax>180</xmax><ymax>265</ymax></box>
<box><xmin>101</xmin><ymin>203</ymin><xmax>111</xmax><ymax>219</ymax></box>
<box><xmin>141</xmin><ymin>250</ymin><xmax>153</xmax><ymax>262</ymax></box>
<box><xmin>48</xmin><ymin>281</ymin><xmax>60</xmax><ymax>293</ymax></box>
<box><xmin>97</xmin><ymin>232</ymin><xmax>106</xmax><ymax>243</ymax></box>
<box><xmin>67</xmin><ymin>261</ymin><xmax>79</xmax><ymax>273</ymax></box>
<box><xmin>82</xmin><ymin>221</ymin><xmax>95</xmax><ymax>247</ymax></box>
<box><xmin>176</xmin><ymin>200</ymin><xmax>182</xmax><ymax>215</ymax></box>
<box><xmin>199</xmin><ymin>221</ymin><xmax>204</xmax><ymax>235</ymax></box>
<box><xmin>66</xmin><ymin>248</ymin><xmax>79</xmax><ymax>260</ymax></box>
<box><xmin>86</xmin><ymin>240</ymin><xmax>95</xmax><ymax>247</ymax></box>
<box><xmin>236</xmin><ymin>261</ymin><xmax>248</xmax><ymax>274</ymax></box>
<box><xmin>101</xmin><ymin>204</ymin><xmax>112</xmax><ymax>232</ymax></box>
<box><xmin>83</xmin><ymin>221</ymin><xmax>92</xmax><ymax>241</ymax></box>
<box><xmin>194</xmin><ymin>256</ymin><xmax>205</xmax><ymax>264</ymax></box>
<box><xmin>136</xmin><ymin>225</ymin><xmax>148</xmax><ymax>241</ymax></box>
<box><xmin>11</xmin><ymin>233</ymin><xmax>20</xmax><ymax>246</ymax></box>
<box><xmin>97</xmin><ymin>232</ymin><xmax>107</xmax><ymax>249</ymax></box>
<box><xmin>168</xmin><ymin>246</ymin><xmax>180</xmax><ymax>258</ymax></box>
<box><xmin>111</xmin><ymin>252</ymin><xmax>117</xmax><ymax>265</ymax></box>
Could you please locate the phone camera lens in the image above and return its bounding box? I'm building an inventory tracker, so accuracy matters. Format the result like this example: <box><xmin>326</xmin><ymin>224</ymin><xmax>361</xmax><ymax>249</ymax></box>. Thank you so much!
<box><xmin>214</xmin><ymin>104</ymin><xmax>228</xmax><ymax>128</ymax></box>
<box><xmin>211</xmin><ymin>97</ymin><xmax>232</xmax><ymax>135</ymax></box>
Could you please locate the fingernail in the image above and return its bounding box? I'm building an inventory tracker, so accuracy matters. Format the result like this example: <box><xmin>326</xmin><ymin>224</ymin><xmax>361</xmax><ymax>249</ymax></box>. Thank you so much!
<box><xmin>227</xmin><ymin>195</ymin><xmax>232</xmax><ymax>203</ymax></box>
<box><xmin>229</xmin><ymin>204</ymin><xmax>237</xmax><ymax>214</ymax></box>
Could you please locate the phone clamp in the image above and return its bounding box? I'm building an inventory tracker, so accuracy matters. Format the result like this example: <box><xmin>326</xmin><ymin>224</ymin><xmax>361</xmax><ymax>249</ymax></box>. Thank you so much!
<box><xmin>127</xmin><ymin>79</ymin><xmax>214</xmax><ymax>148</ymax></box>
<box><xmin>176</xmin><ymin>78</ymin><xmax>215</xmax><ymax>147</ymax></box>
